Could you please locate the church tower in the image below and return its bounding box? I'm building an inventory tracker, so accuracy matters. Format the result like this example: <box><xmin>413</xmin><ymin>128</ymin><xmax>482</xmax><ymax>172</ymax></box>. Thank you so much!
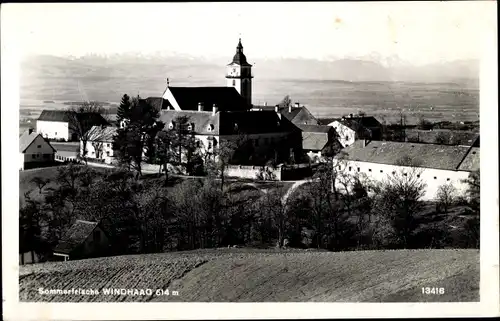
<box><xmin>226</xmin><ymin>38</ymin><xmax>253</xmax><ymax>106</ymax></box>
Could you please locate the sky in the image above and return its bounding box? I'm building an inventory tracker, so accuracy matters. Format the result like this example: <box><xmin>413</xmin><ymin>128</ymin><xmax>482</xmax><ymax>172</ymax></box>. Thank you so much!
<box><xmin>1</xmin><ymin>2</ymin><xmax>496</xmax><ymax>65</ymax></box>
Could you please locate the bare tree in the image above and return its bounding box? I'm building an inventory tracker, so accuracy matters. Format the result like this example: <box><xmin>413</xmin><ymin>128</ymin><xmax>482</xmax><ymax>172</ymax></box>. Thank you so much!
<box><xmin>65</xmin><ymin>101</ymin><xmax>109</xmax><ymax>164</ymax></box>
<box><xmin>372</xmin><ymin>156</ymin><xmax>427</xmax><ymax>247</ymax></box>
<box><xmin>206</xmin><ymin>139</ymin><xmax>238</xmax><ymax>191</ymax></box>
<box><xmin>31</xmin><ymin>177</ymin><xmax>51</xmax><ymax>194</ymax></box>
<box><xmin>436</xmin><ymin>183</ymin><xmax>457</xmax><ymax>214</ymax></box>
<box><xmin>257</xmin><ymin>184</ymin><xmax>289</xmax><ymax>248</ymax></box>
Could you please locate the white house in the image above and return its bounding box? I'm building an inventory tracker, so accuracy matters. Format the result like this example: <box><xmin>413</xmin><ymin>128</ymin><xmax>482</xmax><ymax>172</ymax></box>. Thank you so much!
<box><xmin>328</xmin><ymin>115</ymin><xmax>382</xmax><ymax>148</ymax></box>
<box><xmin>19</xmin><ymin>129</ymin><xmax>56</xmax><ymax>170</ymax></box>
<box><xmin>37</xmin><ymin>110</ymin><xmax>108</xmax><ymax>141</ymax></box>
<box><xmin>333</xmin><ymin>140</ymin><xmax>479</xmax><ymax>201</ymax></box>
<box><xmin>81</xmin><ymin>126</ymin><xmax>117</xmax><ymax>164</ymax></box>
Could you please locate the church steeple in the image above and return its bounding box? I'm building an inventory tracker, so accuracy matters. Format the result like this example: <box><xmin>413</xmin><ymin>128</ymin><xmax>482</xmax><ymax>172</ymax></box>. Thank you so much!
<box><xmin>231</xmin><ymin>38</ymin><xmax>251</xmax><ymax>66</ymax></box>
<box><xmin>226</xmin><ymin>38</ymin><xmax>253</xmax><ymax>107</ymax></box>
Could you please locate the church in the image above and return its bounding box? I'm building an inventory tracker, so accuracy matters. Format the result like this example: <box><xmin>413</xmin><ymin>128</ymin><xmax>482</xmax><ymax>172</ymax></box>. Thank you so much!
<box><xmin>140</xmin><ymin>39</ymin><xmax>304</xmax><ymax>165</ymax></box>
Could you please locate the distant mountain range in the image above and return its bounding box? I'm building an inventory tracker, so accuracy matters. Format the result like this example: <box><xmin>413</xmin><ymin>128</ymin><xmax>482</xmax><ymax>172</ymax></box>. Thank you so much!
<box><xmin>19</xmin><ymin>54</ymin><xmax>479</xmax><ymax>104</ymax></box>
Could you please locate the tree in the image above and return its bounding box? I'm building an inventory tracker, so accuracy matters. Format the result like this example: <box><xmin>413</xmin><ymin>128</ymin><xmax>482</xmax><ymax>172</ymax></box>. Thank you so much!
<box><xmin>279</xmin><ymin>95</ymin><xmax>292</xmax><ymax>108</ymax></box>
<box><xmin>206</xmin><ymin>139</ymin><xmax>238</xmax><ymax>191</ymax></box>
<box><xmin>257</xmin><ymin>184</ymin><xmax>289</xmax><ymax>248</ymax></box>
<box><xmin>155</xmin><ymin>130</ymin><xmax>176</xmax><ymax>185</ymax></box>
<box><xmin>112</xmin><ymin>96</ymin><xmax>164</xmax><ymax>178</ymax></box>
<box><xmin>372</xmin><ymin>157</ymin><xmax>427</xmax><ymax>248</ymax></box>
<box><xmin>65</xmin><ymin>101</ymin><xmax>109</xmax><ymax>164</ymax></box>
<box><xmin>31</xmin><ymin>177</ymin><xmax>50</xmax><ymax>194</ymax></box>
<box><xmin>436</xmin><ymin>183</ymin><xmax>456</xmax><ymax>214</ymax></box>
<box><xmin>116</xmin><ymin>94</ymin><xmax>131</xmax><ymax>126</ymax></box>
<box><xmin>19</xmin><ymin>195</ymin><xmax>47</xmax><ymax>262</ymax></box>
<box><xmin>168</xmin><ymin>115</ymin><xmax>199</xmax><ymax>170</ymax></box>
<box><xmin>417</xmin><ymin>115</ymin><xmax>433</xmax><ymax>130</ymax></box>
<box><xmin>463</xmin><ymin>169</ymin><xmax>480</xmax><ymax>213</ymax></box>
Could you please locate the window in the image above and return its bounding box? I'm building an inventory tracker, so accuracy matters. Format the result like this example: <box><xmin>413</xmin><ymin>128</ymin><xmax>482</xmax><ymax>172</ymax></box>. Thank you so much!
<box><xmin>403</xmin><ymin>173</ymin><xmax>408</xmax><ymax>176</ymax></box>
<box><xmin>338</xmin><ymin>166</ymin><xmax>341</xmax><ymax>170</ymax></box>
<box><xmin>434</xmin><ymin>176</ymin><xmax>437</xmax><ymax>180</ymax></box>
<box><xmin>392</xmin><ymin>171</ymin><xmax>396</xmax><ymax>174</ymax></box>
<box><xmin>345</xmin><ymin>135</ymin><xmax>349</xmax><ymax>141</ymax></box>
<box><xmin>93</xmin><ymin>230</ymin><xmax>101</xmax><ymax>242</ymax></box>
<box><xmin>349</xmin><ymin>166</ymin><xmax>352</xmax><ymax>171</ymax></box>
<box><xmin>380</xmin><ymin>170</ymin><xmax>383</xmax><ymax>173</ymax></box>
<box><xmin>106</xmin><ymin>151</ymin><xmax>110</xmax><ymax>156</ymax></box>
<box><xmin>107</xmin><ymin>143</ymin><xmax>110</xmax><ymax>148</ymax></box>
<box><xmin>417</xmin><ymin>174</ymin><xmax>420</xmax><ymax>178</ymax></box>
<box><xmin>32</xmin><ymin>155</ymin><xmax>36</xmax><ymax>159</ymax></box>
<box><xmin>357</xmin><ymin>167</ymin><xmax>360</xmax><ymax>172</ymax></box>
<box><xmin>447</xmin><ymin>178</ymin><xmax>450</xmax><ymax>181</ymax></box>
<box><xmin>55</xmin><ymin>132</ymin><xmax>57</xmax><ymax>135</ymax></box>
<box><xmin>232</xmin><ymin>79</ymin><xmax>236</xmax><ymax>86</ymax></box>
<box><xmin>368</xmin><ymin>169</ymin><xmax>372</xmax><ymax>172</ymax></box>
<box><xmin>37</xmin><ymin>145</ymin><xmax>41</xmax><ymax>148</ymax></box>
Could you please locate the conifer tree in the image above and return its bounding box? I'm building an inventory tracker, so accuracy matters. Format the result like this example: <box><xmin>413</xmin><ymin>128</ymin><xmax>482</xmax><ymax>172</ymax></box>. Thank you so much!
<box><xmin>117</xmin><ymin>94</ymin><xmax>131</xmax><ymax>125</ymax></box>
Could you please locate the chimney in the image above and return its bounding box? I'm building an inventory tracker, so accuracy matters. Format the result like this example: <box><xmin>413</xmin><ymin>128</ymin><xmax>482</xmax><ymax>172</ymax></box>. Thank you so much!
<box><xmin>264</xmin><ymin>102</ymin><xmax>268</xmax><ymax>107</ymax></box>
<box><xmin>28</xmin><ymin>128</ymin><xmax>34</xmax><ymax>135</ymax></box>
<box><xmin>198</xmin><ymin>102</ymin><xmax>203</xmax><ymax>112</ymax></box>
<box><xmin>274</xmin><ymin>106</ymin><xmax>279</xmax><ymax>113</ymax></box>
<box><xmin>289</xmin><ymin>104</ymin><xmax>292</xmax><ymax>113</ymax></box>
<box><xmin>212</xmin><ymin>104</ymin><xmax>218</xmax><ymax>116</ymax></box>
<box><xmin>362</xmin><ymin>139</ymin><xmax>366</xmax><ymax>147</ymax></box>
<box><xmin>349</xmin><ymin>113</ymin><xmax>353</xmax><ymax>118</ymax></box>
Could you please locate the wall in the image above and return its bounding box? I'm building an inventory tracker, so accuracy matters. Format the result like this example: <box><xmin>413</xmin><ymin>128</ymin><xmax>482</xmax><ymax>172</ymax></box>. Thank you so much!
<box><xmin>226</xmin><ymin>165</ymin><xmax>282</xmax><ymax>180</ymax></box>
<box><xmin>37</xmin><ymin>120</ymin><xmax>70</xmax><ymax>141</ymax></box>
<box><xmin>23</xmin><ymin>135</ymin><xmax>55</xmax><ymax>164</ymax></box>
<box><xmin>82</xmin><ymin>140</ymin><xmax>114</xmax><ymax>164</ymax></box>
<box><xmin>335</xmin><ymin>159</ymin><xmax>472</xmax><ymax>201</ymax></box>
<box><xmin>329</xmin><ymin>121</ymin><xmax>356</xmax><ymax>147</ymax></box>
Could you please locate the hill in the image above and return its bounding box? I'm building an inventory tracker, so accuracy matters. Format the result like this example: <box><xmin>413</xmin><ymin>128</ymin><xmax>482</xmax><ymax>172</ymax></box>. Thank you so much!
<box><xmin>19</xmin><ymin>248</ymin><xmax>479</xmax><ymax>302</ymax></box>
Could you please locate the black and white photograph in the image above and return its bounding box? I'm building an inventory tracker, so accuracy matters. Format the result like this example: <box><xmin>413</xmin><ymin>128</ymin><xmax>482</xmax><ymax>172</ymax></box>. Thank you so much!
<box><xmin>2</xmin><ymin>1</ymin><xmax>498</xmax><ymax>319</ymax></box>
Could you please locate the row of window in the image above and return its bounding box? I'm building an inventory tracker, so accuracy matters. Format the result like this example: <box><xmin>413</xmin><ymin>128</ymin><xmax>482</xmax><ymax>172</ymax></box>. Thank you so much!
<box><xmin>340</xmin><ymin>165</ymin><xmax>452</xmax><ymax>181</ymax></box>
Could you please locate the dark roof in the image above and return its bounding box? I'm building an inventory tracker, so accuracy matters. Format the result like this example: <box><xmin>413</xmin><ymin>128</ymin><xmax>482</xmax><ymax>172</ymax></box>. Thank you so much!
<box><xmin>219</xmin><ymin>111</ymin><xmax>293</xmax><ymax>135</ymax></box>
<box><xmin>339</xmin><ymin>140</ymin><xmax>477</xmax><ymax>171</ymax></box>
<box><xmin>53</xmin><ymin>220</ymin><xmax>98</xmax><ymax>255</ymax></box>
<box><xmin>338</xmin><ymin>116</ymin><xmax>381</xmax><ymax>130</ymax></box>
<box><xmin>228</xmin><ymin>39</ymin><xmax>252</xmax><ymax>66</ymax></box>
<box><xmin>302</xmin><ymin>132</ymin><xmax>330</xmax><ymax>151</ymax></box>
<box><xmin>37</xmin><ymin>110</ymin><xmax>70</xmax><ymax>122</ymax></box>
<box><xmin>252</xmin><ymin>106</ymin><xmax>319</xmax><ymax>125</ymax></box>
<box><xmin>141</xmin><ymin>97</ymin><xmax>172</xmax><ymax>112</ymax></box>
<box><xmin>158</xmin><ymin>110</ymin><xmax>295</xmax><ymax>136</ymax></box>
<box><xmin>19</xmin><ymin>129</ymin><xmax>55</xmax><ymax>153</ymax></box>
<box><xmin>51</xmin><ymin>142</ymin><xmax>80</xmax><ymax>152</ymax></box>
<box><xmin>406</xmin><ymin>129</ymin><xmax>479</xmax><ymax>146</ymax></box>
<box><xmin>167</xmin><ymin>87</ymin><xmax>250</xmax><ymax>112</ymax></box>
<box><xmin>159</xmin><ymin>110</ymin><xmax>220</xmax><ymax>135</ymax></box>
<box><xmin>37</xmin><ymin>110</ymin><xmax>109</xmax><ymax>126</ymax></box>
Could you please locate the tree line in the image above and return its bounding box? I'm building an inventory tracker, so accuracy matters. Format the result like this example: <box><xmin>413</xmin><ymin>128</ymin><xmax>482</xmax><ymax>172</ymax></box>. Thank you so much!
<box><xmin>20</xmin><ymin>158</ymin><xmax>480</xmax><ymax>262</ymax></box>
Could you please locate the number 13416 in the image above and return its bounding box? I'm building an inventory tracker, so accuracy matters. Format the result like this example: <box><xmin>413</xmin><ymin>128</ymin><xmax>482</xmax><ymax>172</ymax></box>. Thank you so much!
<box><xmin>422</xmin><ymin>287</ymin><xmax>445</xmax><ymax>295</ymax></box>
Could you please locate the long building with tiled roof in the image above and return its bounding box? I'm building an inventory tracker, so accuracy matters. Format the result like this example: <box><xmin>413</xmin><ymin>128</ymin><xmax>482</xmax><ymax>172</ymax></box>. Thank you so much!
<box><xmin>334</xmin><ymin>140</ymin><xmax>479</xmax><ymax>200</ymax></box>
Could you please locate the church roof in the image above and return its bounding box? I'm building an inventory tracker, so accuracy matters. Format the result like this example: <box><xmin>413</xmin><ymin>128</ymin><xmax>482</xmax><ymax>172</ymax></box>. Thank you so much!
<box><xmin>158</xmin><ymin>110</ymin><xmax>295</xmax><ymax>136</ymax></box>
<box><xmin>167</xmin><ymin>86</ymin><xmax>250</xmax><ymax>111</ymax></box>
<box><xmin>229</xmin><ymin>39</ymin><xmax>252</xmax><ymax>66</ymax></box>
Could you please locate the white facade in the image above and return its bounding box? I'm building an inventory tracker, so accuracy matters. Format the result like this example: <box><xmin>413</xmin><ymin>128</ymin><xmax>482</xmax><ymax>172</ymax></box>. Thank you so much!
<box><xmin>334</xmin><ymin>159</ymin><xmax>472</xmax><ymax>201</ymax></box>
<box><xmin>81</xmin><ymin>140</ymin><xmax>115</xmax><ymax>164</ymax></box>
<box><xmin>37</xmin><ymin>120</ymin><xmax>71</xmax><ymax>141</ymax></box>
<box><xmin>328</xmin><ymin>121</ymin><xmax>356</xmax><ymax>147</ymax></box>
<box><xmin>20</xmin><ymin>134</ymin><xmax>55</xmax><ymax>170</ymax></box>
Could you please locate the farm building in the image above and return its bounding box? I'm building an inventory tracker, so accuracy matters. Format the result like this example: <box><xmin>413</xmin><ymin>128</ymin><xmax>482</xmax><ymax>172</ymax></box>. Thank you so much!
<box><xmin>328</xmin><ymin>115</ymin><xmax>382</xmax><ymax>147</ymax></box>
<box><xmin>53</xmin><ymin>220</ymin><xmax>111</xmax><ymax>261</ymax></box>
<box><xmin>19</xmin><ymin>128</ymin><xmax>56</xmax><ymax>170</ymax></box>
<box><xmin>36</xmin><ymin>110</ymin><xmax>108</xmax><ymax>141</ymax></box>
<box><xmin>81</xmin><ymin>126</ymin><xmax>117</xmax><ymax>164</ymax></box>
<box><xmin>51</xmin><ymin>142</ymin><xmax>80</xmax><ymax>162</ymax></box>
<box><xmin>296</xmin><ymin>124</ymin><xmax>342</xmax><ymax>162</ymax></box>
<box><xmin>333</xmin><ymin>140</ymin><xmax>479</xmax><ymax>201</ymax></box>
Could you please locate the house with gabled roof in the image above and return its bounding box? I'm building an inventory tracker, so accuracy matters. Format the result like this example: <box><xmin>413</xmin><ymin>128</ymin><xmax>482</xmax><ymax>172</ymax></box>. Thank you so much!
<box><xmin>252</xmin><ymin>103</ymin><xmax>320</xmax><ymax>126</ymax></box>
<box><xmin>19</xmin><ymin>128</ymin><xmax>56</xmax><ymax>170</ymax></box>
<box><xmin>296</xmin><ymin>124</ymin><xmax>342</xmax><ymax>162</ymax></box>
<box><xmin>53</xmin><ymin>220</ymin><xmax>110</xmax><ymax>261</ymax></box>
<box><xmin>81</xmin><ymin>126</ymin><xmax>118</xmax><ymax>164</ymax></box>
<box><xmin>328</xmin><ymin>114</ymin><xmax>382</xmax><ymax>147</ymax></box>
<box><xmin>334</xmin><ymin>140</ymin><xmax>480</xmax><ymax>200</ymax></box>
<box><xmin>37</xmin><ymin>110</ymin><xmax>108</xmax><ymax>141</ymax></box>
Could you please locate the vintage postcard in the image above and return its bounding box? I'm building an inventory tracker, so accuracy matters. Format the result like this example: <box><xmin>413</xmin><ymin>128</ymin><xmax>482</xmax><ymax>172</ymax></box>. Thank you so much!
<box><xmin>2</xmin><ymin>1</ymin><xmax>498</xmax><ymax>319</ymax></box>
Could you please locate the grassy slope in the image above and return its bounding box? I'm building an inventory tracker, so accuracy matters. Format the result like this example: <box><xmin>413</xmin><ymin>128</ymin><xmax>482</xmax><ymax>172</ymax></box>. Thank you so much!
<box><xmin>19</xmin><ymin>249</ymin><xmax>479</xmax><ymax>302</ymax></box>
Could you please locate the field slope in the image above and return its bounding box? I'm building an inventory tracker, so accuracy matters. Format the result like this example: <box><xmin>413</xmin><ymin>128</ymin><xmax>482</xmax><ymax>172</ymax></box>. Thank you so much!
<box><xmin>19</xmin><ymin>249</ymin><xmax>479</xmax><ymax>302</ymax></box>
